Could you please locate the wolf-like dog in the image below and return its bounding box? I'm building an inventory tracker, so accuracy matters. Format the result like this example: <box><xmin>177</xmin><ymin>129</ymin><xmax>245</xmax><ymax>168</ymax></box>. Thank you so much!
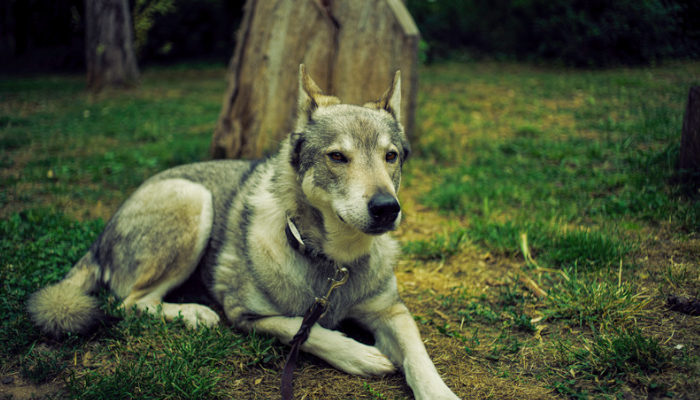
<box><xmin>28</xmin><ymin>65</ymin><xmax>460</xmax><ymax>399</ymax></box>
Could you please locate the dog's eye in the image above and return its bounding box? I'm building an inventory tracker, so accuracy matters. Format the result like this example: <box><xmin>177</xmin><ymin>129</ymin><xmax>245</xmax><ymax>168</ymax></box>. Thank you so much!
<box><xmin>386</xmin><ymin>151</ymin><xmax>398</xmax><ymax>162</ymax></box>
<box><xmin>328</xmin><ymin>152</ymin><xmax>348</xmax><ymax>163</ymax></box>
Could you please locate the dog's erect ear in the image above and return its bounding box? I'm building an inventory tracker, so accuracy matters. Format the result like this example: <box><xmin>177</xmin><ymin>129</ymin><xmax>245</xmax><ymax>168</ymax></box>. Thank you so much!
<box><xmin>297</xmin><ymin>65</ymin><xmax>340</xmax><ymax>124</ymax></box>
<box><xmin>365</xmin><ymin>70</ymin><xmax>401</xmax><ymax>122</ymax></box>
<box><xmin>289</xmin><ymin>132</ymin><xmax>305</xmax><ymax>172</ymax></box>
<box><xmin>401</xmin><ymin>138</ymin><xmax>411</xmax><ymax>162</ymax></box>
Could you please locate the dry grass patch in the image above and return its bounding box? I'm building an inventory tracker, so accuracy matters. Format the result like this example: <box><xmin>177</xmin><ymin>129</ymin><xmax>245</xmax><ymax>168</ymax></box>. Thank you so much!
<box><xmin>3</xmin><ymin>62</ymin><xmax>700</xmax><ymax>399</ymax></box>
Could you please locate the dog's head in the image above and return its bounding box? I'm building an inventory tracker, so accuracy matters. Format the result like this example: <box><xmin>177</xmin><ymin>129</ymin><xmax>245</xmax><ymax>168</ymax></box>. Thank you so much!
<box><xmin>289</xmin><ymin>65</ymin><xmax>410</xmax><ymax>236</ymax></box>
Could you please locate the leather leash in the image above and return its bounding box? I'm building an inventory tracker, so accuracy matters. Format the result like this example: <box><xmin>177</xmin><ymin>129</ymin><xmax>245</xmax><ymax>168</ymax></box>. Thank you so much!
<box><xmin>280</xmin><ymin>301</ymin><xmax>325</xmax><ymax>400</ymax></box>
<box><xmin>281</xmin><ymin>217</ymin><xmax>349</xmax><ymax>400</ymax></box>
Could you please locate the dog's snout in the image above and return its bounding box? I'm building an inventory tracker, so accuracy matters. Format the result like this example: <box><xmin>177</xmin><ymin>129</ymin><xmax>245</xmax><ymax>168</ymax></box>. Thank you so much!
<box><xmin>368</xmin><ymin>193</ymin><xmax>400</xmax><ymax>223</ymax></box>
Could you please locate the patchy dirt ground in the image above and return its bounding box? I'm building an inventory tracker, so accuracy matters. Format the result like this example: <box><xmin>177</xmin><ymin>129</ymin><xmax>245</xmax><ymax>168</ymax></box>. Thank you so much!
<box><xmin>3</xmin><ymin>177</ymin><xmax>699</xmax><ymax>400</ymax></box>
<box><xmin>3</xmin><ymin>62</ymin><xmax>700</xmax><ymax>399</ymax></box>
<box><xmin>0</xmin><ymin>376</ymin><xmax>63</xmax><ymax>400</ymax></box>
<box><xmin>0</xmin><ymin>185</ymin><xmax>559</xmax><ymax>400</ymax></box>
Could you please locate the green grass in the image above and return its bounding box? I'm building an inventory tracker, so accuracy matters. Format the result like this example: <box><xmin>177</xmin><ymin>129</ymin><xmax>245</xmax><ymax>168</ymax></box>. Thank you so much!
<box><xmin>0</xmin><ymin>66</ymin><xmax>284</xmax><ymax>399</ymax></box>
<box><xmin>406</xmin><ymin>62</ymin><xmax>698</xmax><ymax>272</ymax></box>
<box><xmin>0</xmin><ymin>207</ymin><xmax>281</xmax><ymax>397</ymax></box>
<box><xmin>1</xmin><ymin>209</ymin><xmax>104</xmax><ymax>355</ymax></box>
<box><xmin>64</xmin><ymin>325</ymin><xmax>279</xmax><ymax>400</ymax></box>
<box><xmin>553</xmin><ymin>327</ymin><xmax>673</xmax><ymax>397</ymax></box>
<box><xmin>2</xmin><ymin>61</ymin><xmax>699</xmax><ymax>399</ymax></box>
<box><xmin>544</xmin><ymin>268</ymin><xmax>652</xmax><ymax>328</ymax></box>
<box><xmin>0</xmin><ymin>208</ymin><xmax>280</xmax><ymax>397</ymax></box>
<box><xmin>0</xmin><ymin>67</ymin><xmax>223</xmax><ymax>215</ymax></box>
<box><xmin>401</xmin><ymin>62</ymin><xmax>700</xmax><ymax>397</ymax></box>
<box><xmin>403</xmin><ymin>228</ymin><xmax>468</xmax><ymax>261</ymax></box>
<box><xmin>415</xmin><ymin>285</ymin><xmax>536</xmax><ymax>362</ymax></box>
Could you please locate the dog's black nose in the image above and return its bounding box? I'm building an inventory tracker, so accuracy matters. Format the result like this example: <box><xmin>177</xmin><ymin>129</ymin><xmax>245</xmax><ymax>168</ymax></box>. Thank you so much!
<box><xmin>368</xmin><ymin>193</ymin><xmax>401</xmax><ymax>225</ymax></box>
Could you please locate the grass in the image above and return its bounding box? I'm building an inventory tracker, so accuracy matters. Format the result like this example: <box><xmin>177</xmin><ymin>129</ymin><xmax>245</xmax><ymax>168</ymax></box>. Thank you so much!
<box><xmin>400</xmin><ymin>62</ymin><xmax>700</xmax><ymax>398</ymax></box>
<box><xmin>403</xmin><ymin>228</ymin><xmax>468</xmax><ymax>261</ymax></box>
<box><xmin>1</xmin><ymin>210</ymin><xmax>103</xmax><ymax>356</ymax></box>
<box><xmin>0</xmin><ymin>66</ymin><xmax>222</xmax><ymax>219</ymax></box>
<box><xmin>2</xmin><ymin>61</ymin><xmax>700</xmax><ymax>399</ymax></box>
<box><xmin>553</xmin><ymin>327</ymin><xmax>673</xmax><ymax>397</ymax></box>
<box><xmin>413</xmin><ymin>65</ymin><xmax>699</xmax><ymax>233</ymax></box>
<box><xmin>544</xmin><ymin>268</ymin><xmax>652</xmax><ymax>328</ymax></box>
<box><xmin>63</xmin><ymin>325</ymin><xmax>280</xmax><ymax>399</ymax></box>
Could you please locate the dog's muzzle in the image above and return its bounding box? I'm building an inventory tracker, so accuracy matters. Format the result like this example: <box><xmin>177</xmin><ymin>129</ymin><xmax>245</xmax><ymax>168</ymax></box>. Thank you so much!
<box><xmin>367</xmin><ymin>193</ymin><xmax>401</xmax><ymax>233</ymax></box>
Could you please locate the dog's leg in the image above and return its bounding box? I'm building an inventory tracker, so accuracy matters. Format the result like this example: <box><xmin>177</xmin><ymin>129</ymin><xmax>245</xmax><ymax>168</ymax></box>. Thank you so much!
<box><xmin>359</xmin><ymin>302</ymin><xmax>460</xmax><ymax>400</ymax></box>
<box><xmin>108</xmin><ymin>179</ymin><xmax>220</xmax><ymax>329</ymax></box>
<box><xmin>239</xmin><ymin>316</ymin><xmax>396</xmax><ymax>376</ymax></box>
<box><xmin>121</xmin><ymin>286</ymin><xmax>220</xmax><ymax>329</ymax></box>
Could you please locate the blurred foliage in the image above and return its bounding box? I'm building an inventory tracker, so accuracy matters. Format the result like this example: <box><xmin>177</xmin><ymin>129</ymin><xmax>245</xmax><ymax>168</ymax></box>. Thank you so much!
<box><xmin>407</xmin><ymin>0</ymin><xmax>700</xmax><ymax>67</ymax></box>
<box><xmin>1</xmin><ymin>0</ymin><xmax>698</xmax><ymax>70</ymax></box>
<box><xmin>133</xmin><ymin>0</ymin><xmax>176</xmax><ymax>57</ymax></box>
<box><xmin>134</xmin><ymin>0</ymin><xmax>243</xmax><ymax>63</ymax></box>
<box><xmin>0</xmin><ymin>0</ymin><xmax>244</xmax><ymax>72</ymax></box>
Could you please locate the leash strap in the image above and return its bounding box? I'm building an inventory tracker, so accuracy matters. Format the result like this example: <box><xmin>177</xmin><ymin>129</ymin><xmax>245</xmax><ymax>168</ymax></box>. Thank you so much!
<box><xmin>281</xmin><ymin>217</ymin><xmax>350</xmax><ymax>399</ymax></box>
<box><xmin>281</xmin><ymin>303</ymin><xmax>325</xmax><ymax>400</ymax></box>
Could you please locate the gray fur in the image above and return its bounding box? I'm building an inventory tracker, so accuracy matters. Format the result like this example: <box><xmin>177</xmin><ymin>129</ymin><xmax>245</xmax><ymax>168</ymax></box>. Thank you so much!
<box><xmin>27</xmin><ymin>66</ymin><xmax>460</xmax><ymax>400</ymax></box>
<box><xmin>27</xmin><ymin>252</ymin><xmax>103</xmax><ymax>337</ymax></box>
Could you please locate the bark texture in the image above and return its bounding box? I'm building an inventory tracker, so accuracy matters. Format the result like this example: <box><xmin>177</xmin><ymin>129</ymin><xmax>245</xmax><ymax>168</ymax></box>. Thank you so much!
<box><xmin>211</xmin><ymin>0</ymin><xmax>420</xmax><ymax>160</ymax></box>
<box><xmin>679</xmin><ymin>86</ymin><xmax>700</xmax><ymax>185</ymax></box>
<box><xmin>85</xmin><ymin>0</ymin><xmax>140</xmax><ymax>91</ymax></box>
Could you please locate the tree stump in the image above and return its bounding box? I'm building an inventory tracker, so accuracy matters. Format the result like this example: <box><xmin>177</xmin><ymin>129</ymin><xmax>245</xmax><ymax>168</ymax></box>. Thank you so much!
<box><xmin>679</xmin><ymin>86</ymin><xmax>700</xmax><ymax>185</ymax></box>
<box><xmin>210</xmin><ymin>0</ymin><xmax>420</xmax><ymax>160</ymax></box>
<box><xmin>85</xmin><ymin>0</ymin><xmax>140</xmax><ymax>91</ymax></box>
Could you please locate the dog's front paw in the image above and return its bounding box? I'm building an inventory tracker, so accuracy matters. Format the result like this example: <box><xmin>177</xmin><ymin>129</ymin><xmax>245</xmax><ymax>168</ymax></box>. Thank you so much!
<box><xmin>178</xmin><ymin>304</ymin><xmax>221</xmax><ymax>329</ymax></box>
<box><xmin>415</xmin><ymin>391</ymin><xmax>460</xmax><ymax>400</ymax></box>
<box><xmin>334</xmin><ymin>341</ymin><xmax>396</xmax><ymax>376</ymax></box>
<box><xmin>311</xmin><ymin>333</ymin><xmax>396</xmax><ymax>376</ymax></box>
<box><xmin>413</xmin><ymin>383</ymin><xmax>461</xmax><ymax>400</ymax></box>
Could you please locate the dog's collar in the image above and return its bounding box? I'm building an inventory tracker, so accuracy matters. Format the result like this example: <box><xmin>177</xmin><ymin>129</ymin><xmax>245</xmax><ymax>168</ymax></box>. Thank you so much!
<box><xmin>285</xmin><ymin>216</ymin><xmax>327</xmax><ymax>261</ymax></box>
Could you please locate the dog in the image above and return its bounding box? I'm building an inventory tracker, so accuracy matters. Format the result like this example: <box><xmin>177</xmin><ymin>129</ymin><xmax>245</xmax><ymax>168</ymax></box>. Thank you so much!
<box><xmin>28</xmin><ymin>65</ymin><xmax>460</xmax><ymax>399</ymax></box>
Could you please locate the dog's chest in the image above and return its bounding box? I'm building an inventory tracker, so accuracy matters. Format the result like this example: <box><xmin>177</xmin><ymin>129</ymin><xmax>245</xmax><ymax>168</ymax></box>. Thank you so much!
<box><xmin>294</xmin><ymin>257</ymin><xmax>391</xmax><ymax>328</ymax></box>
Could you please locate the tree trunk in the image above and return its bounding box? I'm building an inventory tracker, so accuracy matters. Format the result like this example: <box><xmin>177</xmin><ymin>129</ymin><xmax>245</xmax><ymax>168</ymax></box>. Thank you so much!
<box><xmin>210</xmin><ymin>0</ymin><xmax>420</xmax><ymax>160</ymax></box>
<box><xmin>85</xmin><ymin>0</ymin><xmax>140</xmax><ymax>91</ymax></box>
<box><xmin>679</xmin><ymin>86</ymin><xmax>700</xmax><ymax>185</ymax></box>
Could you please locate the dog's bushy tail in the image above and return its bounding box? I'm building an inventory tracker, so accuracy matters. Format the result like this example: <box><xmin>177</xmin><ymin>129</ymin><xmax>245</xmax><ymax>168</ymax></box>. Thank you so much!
<box><xmin>27</xmin><ymin>251</ymin><xmax>104</xmax><ymax>337</ymax></box>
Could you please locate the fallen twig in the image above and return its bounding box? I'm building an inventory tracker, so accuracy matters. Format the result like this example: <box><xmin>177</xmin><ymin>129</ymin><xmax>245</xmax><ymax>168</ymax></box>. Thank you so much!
<box><xmin>517</xmin><ymin>273</ymin><xmax>548</xmax><ymax>298</ymax></box>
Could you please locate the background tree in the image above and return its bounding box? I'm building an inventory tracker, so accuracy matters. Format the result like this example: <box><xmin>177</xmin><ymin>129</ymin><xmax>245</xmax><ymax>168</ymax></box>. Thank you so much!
<box><xmin>680</xmin><ymin>86</ymin><xmax>700</xmax><ymax>186</ymax></box>
<box><xmin>85</xmin><ymin>0</ymin><xmax>140</xmax><ymax>91</ymax></box>
<box><xmin>210</xmin><ymin>0</ymin><xmax>420</xmax><ymax>160</ymax></box>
